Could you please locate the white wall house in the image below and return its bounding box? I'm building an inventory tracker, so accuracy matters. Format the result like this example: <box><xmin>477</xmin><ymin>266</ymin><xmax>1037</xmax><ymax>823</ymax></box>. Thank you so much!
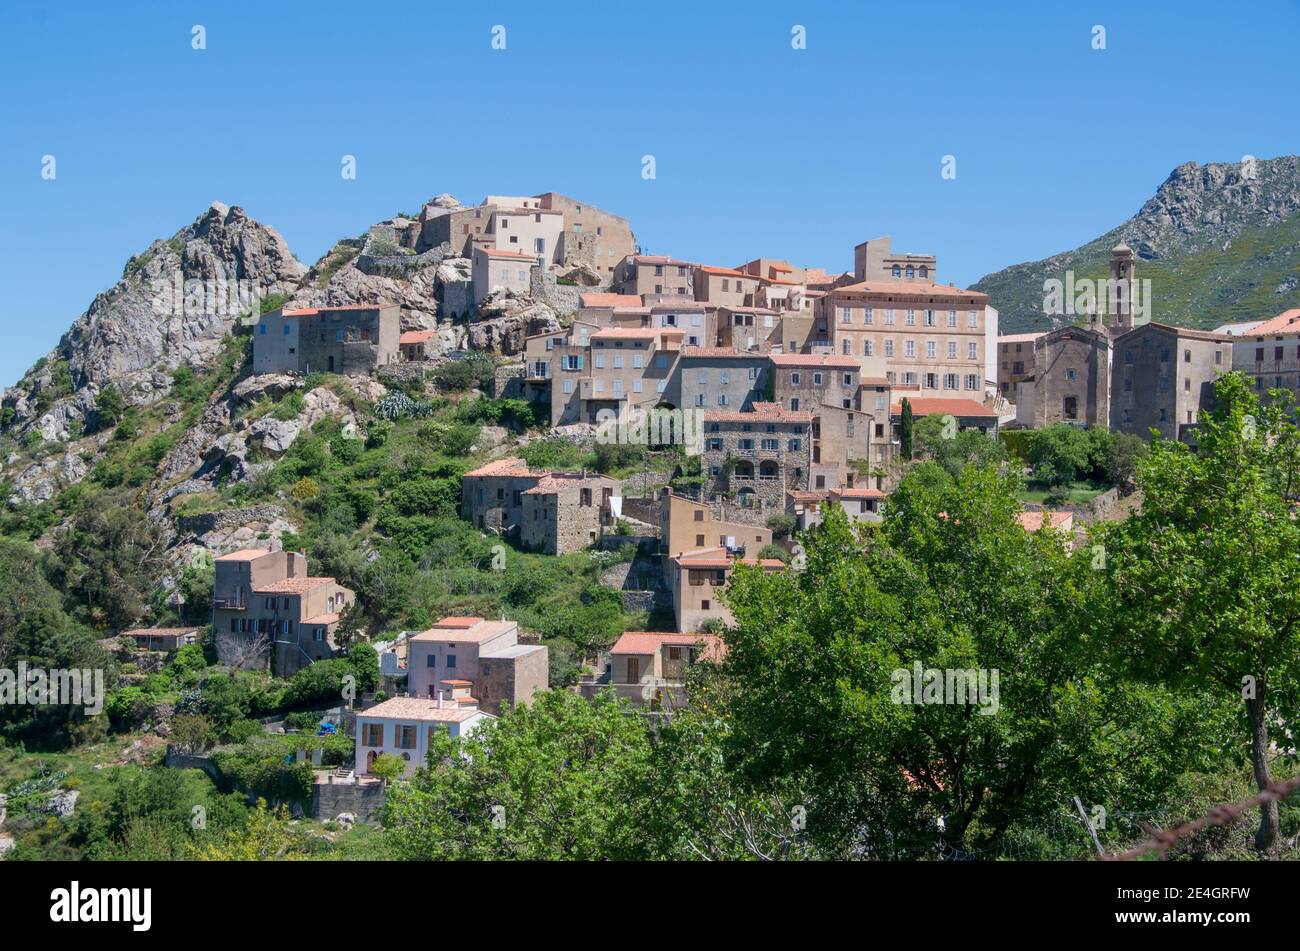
<box><xmin>354</xmin><ymin>691</ymin><xmax>494</xmax><ymax>778</ymax></box>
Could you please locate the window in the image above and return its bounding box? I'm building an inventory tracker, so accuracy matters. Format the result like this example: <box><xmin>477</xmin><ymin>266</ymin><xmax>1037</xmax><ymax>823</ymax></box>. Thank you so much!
<box><xmin>884</xmin><ymin>339</ymin><xmax>895</xmax><ymax>357</ymax></box>
<box><xmin>841</xmin><ymin>308</ymin><xmax>852</xmax><ymax>324</ymax></box>
<box><xmin>905</xmin><ymin>340</ymin><xmax>916</xmax><ymax>358</ymax></box>
<box><xmin>968</xmin><ymin>342</ymin><xmax>978</xmax><ymax>360</ymax></box>
<box><xmin>906</xmin><ymin>309</ymin><xmax>916</xmax><ymax>326</ymax></box>
<box><xmin>1065</xmin><ymin>368</ymin><xmax>1076</xmax><ymax>381</ymax></box>
<box><xmin>1186</xmin><ymin>349</ymin><xmax>1194</xmax><ymax>363</ymax></box>
<box><xmin>446</xmin><ymin>654</ymin><xmax>456</xmax><ymax>668</ymax></box>
<box><xmin>968</xmin><ymin>311</ymin><xmax>979</xmax><ymax>328</ymax></box>
<box><xmin>925</xmin><ymin>310</ymin><xmax>936</xmax><ymax>327</ymax></box>
<box><xmin>398</xmin><ymin>726</ymin><xmax>417</xmax><ymax>749</ymax></box>
<box><xmin>965</xmin><ymin>374</ymin><xmax>978</xmax><ymax>390</ymax></box>
<box><xmin>363</xmin><ymin>724</ymin><xmax>384</xmax><ymax>746</ymax></box>
<box><xmin>947</xmin><ymin>342</ymin><xmax>957</xmax><ymax>359</ymax></box>
<box><xmin>885</xmin><ymin>309</ymin><xmax>895</xmax><ymax>326</ymax></box>
<box><xmin>813</xmin><ymin>373</ymin><xmax>823</xmax><ymax>385</ymax></box>
<box><xmin>791</xmin><ymin>372</ymin><xmax>801</xmax><ymax>385</ymax></box>
<box><xmin>948</xmin><ymin>310</ymin><xmax>957</xmax><ymax>327</ymax></box>
<box><xmin>865</xmin><ymin>307</ymin><xmax>874</xmax><ymax>324</ymax></box>
<box><xmin>864</xmin><ymin>340</ymin><xmax>874</xmax><ymax>357</ymax></box>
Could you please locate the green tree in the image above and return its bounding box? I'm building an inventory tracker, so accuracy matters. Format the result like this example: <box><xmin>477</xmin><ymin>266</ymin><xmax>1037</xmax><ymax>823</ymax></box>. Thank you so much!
<box><xmin>1101</xmin><ymin>373</ymin><xmax>1300</xmax><ymax>854</ymax></box>
<box><xmin>384</xmin><ymin>690</ymin><xmax>651</xmax><ymax>860</ymax></box>
<box><xmin>720</xmin><ymin>464</ymin><xmax>1224</xmax><ymax>856</ymax></box>
<box><xmin>94</xmin><ymin>383</ymin><xmax>126</xmax><ymax>430</ymax></box>
<box><xmin>369</xmin><ymin>753</ymin><xmax>406</xmax><ymax>786</ymax></box>
<box><xmin>900</xmin><ymin>398</ymin><xmax>914</xmax><ymax>461</ymax></box>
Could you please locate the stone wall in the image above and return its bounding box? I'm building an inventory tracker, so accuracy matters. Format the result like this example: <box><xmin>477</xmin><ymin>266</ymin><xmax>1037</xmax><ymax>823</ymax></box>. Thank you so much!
<box><xmin>356</xmin><ymin>240</ymin><xmax>453</xmax><ymax>278</ymax></box>
<box><xmin>311</xmin><ymin>776</ymin><xmax>386</xmax><ymax>824</ymax></box>
<box><xmin>175</xmin><ymin>505</ymin><xmax>287</xmax><ymax>540</ymax></box>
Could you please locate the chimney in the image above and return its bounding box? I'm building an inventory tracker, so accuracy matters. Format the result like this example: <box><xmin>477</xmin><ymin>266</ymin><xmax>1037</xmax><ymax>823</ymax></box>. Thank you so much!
<box><xmin>437</xmin><ymin>689</ymin><xmax>445</xmax><ymax>710</ymax></box>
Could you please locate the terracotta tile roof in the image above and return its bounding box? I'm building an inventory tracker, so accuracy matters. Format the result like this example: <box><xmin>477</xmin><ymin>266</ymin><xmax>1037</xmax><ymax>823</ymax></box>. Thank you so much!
<box><xmin>1016</xmin><ymin>511</ymin><xmax>1074</xmax><ymax>532</ymax></box>
<box><xmin>358</xmin><ymin>696</ymin><xmax>486</xmax><ymax>723</ymax></box>
<box><xmin>253</xmin><ymin>576</ymin><xmax>339</xmax><ymax>595</ymax></box>
<box><xmin>590</xmin><ymin>327</ymin><xmax>683</xmax><ymax>340</ymax></box>
<box><xmin>411</xmin><ymin>618</ymin><xmax>517</xmax><ymax>644</ymax></box>
<box><xmin>463</xmin><ymin>457</ymin><xmax>539</xmax><ymax>478</ymax></box>
<box><xmin>1123</xmin><ymin>322</ymin><xmax>1235</xmax><ymax>343</ymax></box>
<box><xmin>769</xmin><ymin>353</ymin><xmax>860</xmax><ymax>369</ymax></box>
<box><xmin>703</xmin><ymin>402</ymin><xmax>812</xmax><ymax>423</ymax></box>
<box><xmin>523</xmin><ymin>472</ymin><xmax>613</xmax><ymax>494</ymax></box>
<box><xmin>890</xmin><ymin>398</ymin><xmax>996</xmax><ymax>418</ymax></box>
<box><xmin>481</xmin><ymin>247</ymin><xmax>541</xmax><ymax>260</ymax></box>
<box><xmin>787</xmin><ymin>490</ymin><xmax>832</xmax><ymax>503</ymax></box>
<box><xmin>860</xmin><ymin>376</ymin><xmax>892</xmax><ymax>387</ymax></box>
<box><xmin>399</xmin><ymin>329</ymin><xmax>436</xmax><ymax>345</ymax></box>
<box><xmin>301</xmin><ymin>613</ymin><xmax>341</xmax><ymax>625</ymax></box>
<box><xmin>831</xmin><ymin>280</ymin><xmax>987</xmax><ymax>301</ymax></box>
<box><xmin>835</xmin><ymin>487</ymin><xmax>886</xmax><ymax>499</ymax></box>
<box><xmin>681</xmin><ymin>346</ymin><xmax>758</xmax><ymax>359</ymax></box>
<box><xmin>580</xmin><ymin>293</ymin><xmax>643</xmax><ymax>309</ymax></box>
<box><xmin>215</xmin><ymin>548</ymin><xmax>273</xmax><ymax>561</ymax></box>
<box><xmin>611</xmin><ymin>631</ymin><xmax>725</xmax><ymax>660</ymax></box>
<box><xmin>1237</xmin><ymin>309</ymin><xmax>1300</xmax><ymax>337</ymax></box>
<box><xmin>431</xmin><ymin>617</ymin><xmax>483</xmax><ymax>629</ymax></box>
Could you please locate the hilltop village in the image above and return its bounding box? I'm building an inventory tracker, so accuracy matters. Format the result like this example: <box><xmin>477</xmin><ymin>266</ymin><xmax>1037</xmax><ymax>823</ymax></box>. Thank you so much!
<box><xmin>122</xmin><ymin>191</ymin><xmax>1274</xmax><ymax>779</ymax></box>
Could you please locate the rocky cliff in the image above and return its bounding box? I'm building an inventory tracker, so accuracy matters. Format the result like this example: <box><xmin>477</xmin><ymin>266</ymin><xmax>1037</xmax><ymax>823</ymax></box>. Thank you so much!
<box><xmin>973</xmin><ymin>155</ymin><xmax>1300</xmax><ymax>332</ymax></box>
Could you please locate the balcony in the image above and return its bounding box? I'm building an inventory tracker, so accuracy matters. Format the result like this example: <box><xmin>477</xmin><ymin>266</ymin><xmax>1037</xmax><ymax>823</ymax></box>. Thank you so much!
<box><xmin>212</xmin><ymin>595</ymin><xmax>247</xmax><ymax>611</ymax></box>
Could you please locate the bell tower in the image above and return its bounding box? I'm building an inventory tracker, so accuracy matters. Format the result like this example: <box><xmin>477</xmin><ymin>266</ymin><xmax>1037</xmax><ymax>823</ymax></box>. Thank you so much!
<box><xmin>1107</xmin><ymin>243</ymin><xmax>1136</xmax><ymax>335</ymax></box>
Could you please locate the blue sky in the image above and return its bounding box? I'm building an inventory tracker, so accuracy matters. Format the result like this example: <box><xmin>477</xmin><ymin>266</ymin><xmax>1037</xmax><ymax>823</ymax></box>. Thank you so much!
<box><xmin>1</xmin><ymin>0</ymin><xmax>1296</xmax><ymax>387</ymax></box>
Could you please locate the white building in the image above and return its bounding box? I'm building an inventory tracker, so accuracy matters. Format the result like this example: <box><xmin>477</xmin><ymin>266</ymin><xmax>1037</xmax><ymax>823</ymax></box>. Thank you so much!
<box><xmin>354</xmin><ymin>688</ymin><xmax>494</xmax><ymax>778</ymax></box>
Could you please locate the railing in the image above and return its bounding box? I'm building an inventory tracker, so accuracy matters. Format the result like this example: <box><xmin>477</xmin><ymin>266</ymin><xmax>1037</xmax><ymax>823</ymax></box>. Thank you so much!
<box><xmin>212</xmin><ymin>595</ymin><xmax>246</xmax><ymax>611</ymax></box>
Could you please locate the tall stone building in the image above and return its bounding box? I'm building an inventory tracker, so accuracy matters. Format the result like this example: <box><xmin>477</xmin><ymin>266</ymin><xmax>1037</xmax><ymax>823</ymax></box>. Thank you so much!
<box><xmin>1013</xmin><ymin>326</ymin><xmax>1112</xmax><ymax>428</ymax></box>
<box><xmin>1110</xmin><ymin>323</ymin><xmax>1232</xmax><ymax>441</ymax></box>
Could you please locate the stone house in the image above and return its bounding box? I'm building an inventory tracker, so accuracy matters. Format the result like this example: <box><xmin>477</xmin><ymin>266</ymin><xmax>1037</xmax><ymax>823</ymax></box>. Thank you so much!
<box><xmin>668</xmin><ymin>347</ymin><xmax>770</xmax><ymax>413</ymax></box>
<box><xmin>471</xmin><ymin>246</ymin><xmax>541</xmax><ymax>305</ymax></box>
<box><xmin>254</xmin><ymin>304</ymin><xmax>400</xmax><ymax>376</ymax></box>
<box><xmin>519</xmin><ymin>472</ymin><xmax>620</xmax><ymax>554</ymax></box>
<box><xmin>212</xmin><ymin>548</ymin><xmax>355</xmax><ymax>677</ymax></box>
<box><xmin>355</xmin><ymin>692</ymin><xmax>495</xmax><ymax>778</ymax></box>
<box><xmin>1226</xmin><ymin>308</ymin><xmax>1300</xmax><ymax>402</ymax></box>
<box><xmin>657</xmin><ymin>488</ymin><xmax>772</xmax><ymax>559</ymax></box>
<box><xmin>810</xmin><ymin>392</ymin><xmax>895</xmax><ymax>492</ymax></box>
<box><xmin>579</xmin><ymin>631</ymin><xmax>725</xmax><ymax>710</ymax></box>
<box><xmin>701</xmin><ymin>402</ymin><xmax>814</xmax><ymax>508</ymax></box>
<box><xmin>823</xmin><ymin>278</ymin><xmax>992</xmax><ymax>391</ymax></box>
<box><xmin>460</xmin><ymin>457</ymin><xmax>545</xmax><ymax>536</ymax></box>
<box><xmin>548</xmin><ymin>327</ymin><xmax>682</xmax><ymax>426</ymax></box>
<box><xmin>461</xmin><ymin>457</ymin><xmax>620</xmax><ymax>554</ymax></box>
<box><xmin>853</xmin><ymin>236</ymin><xmax>937</xmax><ymax>284</ymax></box>
<box><xmin>406</xmin><ymin>616</ymin><xmax>548</xmax><ymax>715</ymax></box>
<box><xmin>613</xmin><ymin>255</ymin><xmax>697</xmax><ymax>298</ymax></box>
<box><xmin>398</xmin><ymin>329</ymin><xmax>437</xmax><ymax>361</ymax></box>
<box><xmin>890</xmin><ymin>396</ymin><xmax>999</xmax><ymax>437</ymax></box>
<box><xmin>535</xmin><ymin>192</ymin><xmax>637</xmax><ymax>279</ymax></box>
<box><xmin>1110</xmin><ymin>323</ymin><xmax>1232</xmax><ymax>441</ymax></box>
<box><xmin>996</xmin><ymin>332</ymin><xmax>1045</xmax><ymax>399</ymax></box>
<box><xmin>668</xmin><ymin>547</ymin><xmax>784</xmax><ymax>630</ymax></box>
<box><xmin>693</xmin><ymin>265</ymin><xmax>762</xmax><ymax>308</ymax></box>
<box><xmin>1013</xmin><ymin>325</ymin><xmax>1112</xmax><ymax>428</ymax></box>
<box><xmin>770</xmin><ymin>353</ymin><xmax>862</xmax><ymax>412</ymax></box>
<box><xmin>119</xmin><ymin>626</ymin><xmax>204</xmax><ymax>651</ymax></box>
<box><xmin>788</xmin><ymin>486</ymin><xmax>888</xmax><ymax>531</ymax></box>
<box><xmin>715</xmin><ymin>306</ymin><xmax>785</xmax><ymax>352</ymax></box>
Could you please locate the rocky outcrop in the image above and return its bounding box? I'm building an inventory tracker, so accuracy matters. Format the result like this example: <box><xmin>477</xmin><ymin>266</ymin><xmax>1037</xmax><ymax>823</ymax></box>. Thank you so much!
<box><xmin>3</xmin><ymin>202</ymin><xmax>305</xmax><ymax>440</ymax></box>
<box><xmin>469</xmin><ymin>292</ymin><xmax>563</xmax><ymax>355</ymax></box>
<box><xmin>974</xmin><ymin>155</ymin><xmax>1300</xmax><ymax>332</ymax></box>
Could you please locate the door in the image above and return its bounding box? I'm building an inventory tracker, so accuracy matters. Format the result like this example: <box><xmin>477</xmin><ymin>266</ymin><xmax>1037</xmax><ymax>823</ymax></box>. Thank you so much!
<box><xmin>328</xmin><ymin>355</ymin><xmax>335</xmax><ymax>372</ymax></box>
<box><xmin>1063</xmin><ymin>396</ymin><xmax>1077</xmax><ymax>420</ymax></box>
<box><xmin>626</xmin><ymin>657</ymin><xmax>640</xmax><ymax>683</ymax></box>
